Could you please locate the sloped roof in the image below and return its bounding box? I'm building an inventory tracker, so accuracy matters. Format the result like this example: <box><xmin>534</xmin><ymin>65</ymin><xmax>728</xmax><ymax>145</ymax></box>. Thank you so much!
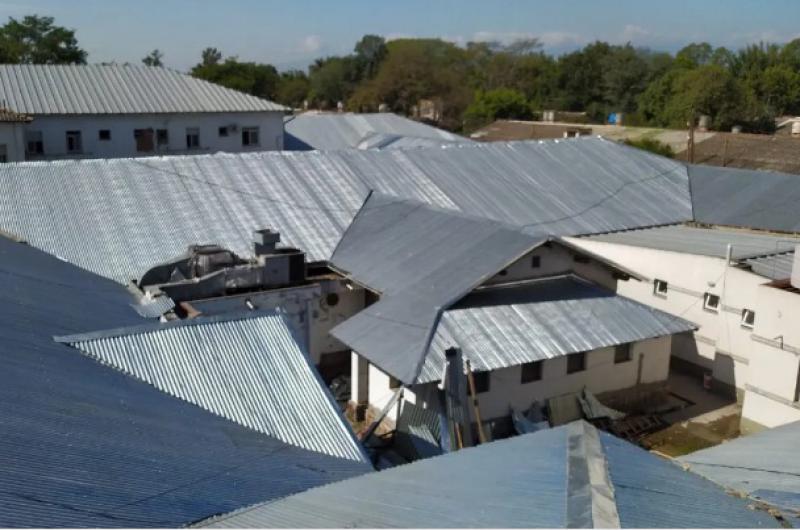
<box><xmin>284</xmin><ymin>112</ymin><xmax>470</xmax><ymax>150</ymax></box>
<box><xmin>0</xmin><ymin>107</ymin><xmax>31</xmax><ymax>122</ymax></box>
<box><xmin>689</xmin><ymin>164</ymin><xmax>800</xmax><ymax>233</ymax></box>
<box><xmin>58</xmin><ymin>312</ymin><xmax>367</xmax><ymax>461</ymax></box>
<box><xmin>197</xmin><ymin>421</ymin><xmax>779</xmax><ymax>528</ymax></box>
<box><xmin>330</xmin><ymin>192</ymin><xmax>542</xmax><ymax>384</ymax></box>
<box><xmin>0</xmin><ymin>137</ymin><xmax>692</xmax><ymax>284</ymax></box>
<box><xmin>679</xmin><ymin>420</ymin><xmax>800</xmax><ymax>518</ymax></box>
<box><xmin>0</xmin><ymin>64</ymin><xmax>286</xmax><ymax>114</ymax></box>
<box><xmin>741</xmin><ymin>250</ymin><xmax>796</xmax><ymax>280</ymax></box>
<box><xmin>0</xmin><ymin>235</ymin><xmax>370</xmax><ymax>527</ymax></box>
<box><xmin>419</xmin><ymin>276</ymin><xmax>696</xmax><ymax>383</ymax></box>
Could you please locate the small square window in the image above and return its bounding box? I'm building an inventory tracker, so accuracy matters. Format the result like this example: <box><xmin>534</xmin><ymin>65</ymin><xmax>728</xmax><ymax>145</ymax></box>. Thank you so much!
<box><xmin>614</xmin><ymin>344</ymin><xmax>632</xmax><ymax>364</ymax></box>
<box><xmin>521</xmin><ymin>360</ymin><xmax>543</xmax><ymax>383</ymax></box>
<box><xmin>156</xmin><ymin>129</ymin><xmax>169</xmax><ymax>146</ymax></box>
<box><xmin>567</xmin><ymin>351</ymin><xmax>586</xmax><ymax>374</ymax></box>
<box><xmin>472</xmin><ymin>371</ymin><xmax>490</xmax><ymax>394</ymax></box>
<box><xmin>531</xmin><ymin>255</ymin><xmax>541</xmax><ymax>268</ymax></box>
<box><xmin>218</xmin><ymin>126</ymin><xmax>229</xmax><ymax>137</ymax></box>
<box><xmin>98</xmin><ymin>129</ymin><xmax>111</xmax><ymax>141</ymax></box>
<box><xmin>389</xmin><ymin>376</ymin><xmax>401</xmax><ymax>389</ymax></box>
<box><xmin>242</xmin><ymin>126</ymin><xmax>260</xmax><ymax>147</ymax></box>
<box><xmin>653</xmin><ymin>279</ymin><xmax>668</xmax><ymax>296</ymax></box>
<box><xmin>703</xmin><ymin>293</ymin><xmax>720</xmax><ymax>312</ymax></box>
<box><xmin>741</xmin><ymin>309</ymin><xmax>755</xmax><ymax>329</ymax></box>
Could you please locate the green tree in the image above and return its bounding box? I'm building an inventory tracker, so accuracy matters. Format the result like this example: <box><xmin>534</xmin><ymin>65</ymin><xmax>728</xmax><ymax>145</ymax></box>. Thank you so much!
<box><xmin>191</xmin><ymin>57</ymin><xmax>280</xmax><ymax>100</ymax></box>
<box><xmin>142</xmin><ymin>49</ymin><xmax>164</xmax><ymax>67</ymax></box>
<box><xmin>276</xmin><ymin>70</ymin><xmax>311</xmax><ymax>108</ymax></box>
<box><xmin>463</xmin><ymin>88</ymin><xmax>531</xmax><ymax>130</ymax></box>
<box><xmin>0</xmin><ymin>15</ymin><xmax>86</xmax><ymax>64</ymax></box>
<box><xmin>674</xmin><ymin>42</ymin><xmax>713</xmax><ymax>68</ymax></box>
<box><xmin>201</xmin><ymin>47</ymin><xmax>222</xmax><ymax>67</ymax></box>
<box><xmin>353</xmin><ymin>34</ymin><xmax>387</xmax><ymax>79</ymax></box>
<box><xmin>663</xmin><ymin>65</ymin><xmax>748</xmax><ymax>130</ymax></box>
<box><xmin>760</xmin><ymin>65</ymin><xmax>800</xmax><ymax>115</ymax></box>
<box><xmin>308</xmin><ymin>56</ymin><xmax>360</xmax><ymax>108</ymax></box>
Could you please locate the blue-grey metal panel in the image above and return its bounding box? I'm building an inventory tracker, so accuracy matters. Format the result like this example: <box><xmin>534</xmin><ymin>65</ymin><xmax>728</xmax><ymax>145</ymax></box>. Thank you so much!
<box><xmin>0</xmin><ymin>236</ymin><xmax>370</xmax><ymax>527</ymax></box>
<box><xmin>0</xmin><ymin>137</ymin><xmax>692</xmax><ymax>285</ymax></box>
<box><xmin>0</xmin><ymin>64</ymin><xmax>286</xmax><ymax>114</ymax></box>
<box><xmin>130</xmin><ymin>294</ymin><xmax>175</xmax><ymax>318</ymax></box>
<box><xmin>60</xmin><ymin>312</ymin><xmax>367</xmax><ymax>461</ymax></box>
<box><xmin>679</xmin><ymin>420</ymin><xmax>800</xmax><ymax>516</ymax></box>
<box><xmin>583</xmin><ymin>224</ymin><xmax>800</xmax><ymax>260</ymax></box>
<box><xmin>284</xmin><ymin>112</ymin><xmax>470</xmax><ymax>151</ymax></box>
<box><xmin>420</xmin><ymin>275</ymin><xmax>696</xmax><ymax>383</ymax></box>
<box><xmin>689</xmin><ymin>164</ymin><xmax>800</xmax><ymax>234</ymax></box>
<box><xmin>742</xmin><ymin>250</ymin><xmax>796</xmax><ymax>280</ymax></box>
<box><xmin>600</xmin><ymin>431</ymin><xmax>779</xmax><ymax>528</ymax></box>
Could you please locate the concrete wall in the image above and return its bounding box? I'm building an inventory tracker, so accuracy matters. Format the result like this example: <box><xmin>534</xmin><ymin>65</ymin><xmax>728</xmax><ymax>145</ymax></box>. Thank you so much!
<box><xmin>0</xmin><ymin>122</ymin><xmax>26</xmax><ymax>162</ymax></box>
<box><xmin>21</xmin><ymin>111</ymin><xmax>284</xmax><ymax>160</ymax></box>
<box><xmin>567</xmin><ymin>237</ymin><xmax>766</xmax><ymax>392</ymax></box>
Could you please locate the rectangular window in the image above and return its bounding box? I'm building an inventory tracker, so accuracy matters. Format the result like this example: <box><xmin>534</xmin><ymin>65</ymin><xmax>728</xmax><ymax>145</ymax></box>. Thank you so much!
<box><xmin>0</xmin><ymin>144</ymin><xmax>7</xmax><ymax>163</ymax></box>
<box><xmin>25</xmin><ymin>131</ymin><xmax>44</xmax><ymax>156</ymax></box>
<box><xmin>186</xmin><ymin>128</ymin><xmax>200</xmax><ymax>150</ymax></box>
<box><xmin>66</xmin><ymin>130</ymin><xmax>82</xmax><ymax>154</ymax></box>
<box><xmin>520</xmin><ymin>360</ymin><xmax>543</xmax><ymax>383</ymax></box>
<box><xmin>242</xmin><ymin>126</ymin><xmax>260</xmax><ymax>147</ymax></box>
<box><xmin>218</xmin><ymin>126</ymin><xmax>228</xmax><ymax>137</ymax></box>
<box><xmin>653</xmin><ymin>279</ymin><xmax>668</xmax><ymax>296</ymax></box>
<box><xmin>741</xmin><ymin>309</ymin><xmax>755</xmax><ymax>329</ymax></box>
<box><xmin>472</xmin><ymin>371</ymin><xmax>490</xmax><ymax>394</ymax></box>
<box><xmin>134</xmin><ymin>129</ymin><xmax>154</xmax><ymax>152</ymax></box>
<box><xmin>531</xmin><ymin>255</ymin><xmax>541</xmax><ymax>268</ymax></box>
<box><xmin>703</xmin><ymin>292</ymin><xmax>720</xmax><ymax>312</ymax></box>
<box><xmin>156</xmin><ymin>129</ymin><xmax>169</xmax><ymax>146</ymax></box>
<box><xmin>567</xmin><ymin>351</ymin><xmax>586</xmax><ymax>374</ymax></box>
<box><xmin>98</xmin><ymin>129</ymin><xmax>111</xmax><ymax>141</ymax></box>
<box><xmin>614</xmin><ymin>344</ymin><xmax>632</xmax><ymax>364</ymax></box>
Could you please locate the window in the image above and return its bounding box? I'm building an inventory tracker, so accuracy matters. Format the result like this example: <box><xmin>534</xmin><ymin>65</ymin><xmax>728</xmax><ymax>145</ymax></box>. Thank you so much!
<box><xmin>703</xmin><ymin>292</ymin><xmax>720</xmax><ymax>312</ymax></box>
<box><xmin>567</xmin><ymin>351</ymin><xmax>586</xmax><ymax>374</ymax></box>
<box><xmin>653</xmin><ymin>279</ymin><xmax>668</xmax><ymax>296</ymax></box>
<box><xmin>25</xmin><ymin>131</ymin><xmax>43</xmax><ymax>156</ymax></box>
<box><xmin>389</xmin><ymin>376</ymin><xmax>401</xmax><ymax>389</ymax></box>
<box><xmin>134</xmin><ymin>129</ymin><xmax>154</xmax><ymax>152</ymax></box>
<box><xmin>614</xmin><ymin>344</ymin><xmax>632</xmax><ymax>364</ymax></box>
<box><xmin>98</xmin><ymin>129</ymin><xmax>111</xmax><ymax>141</ymax></box>
<box><xmin>218</xmin><ymin>126</ymin><xmax>229</xmax><ymax>137</ymax></box>
<box><xmin>66</xmin><ymin>131</ymin><xmax>82</xmax><ymax>154</ymax></box>
<box><xmin>741</xmin><ymin>309</ymin><xmax>755</xmax><ymax>329</ymax></box>
<box><xmin>186</xmin><ymin>128</ymin><xmax>200</xmax><ymax>150</ymax></box>
<box><xmin>521</xmin><ymin>361</ymin><xmax>543</xmax><ymax>383</ymax></box>
<box><xmin>0</xmin><ymin>144</ymin><xmax>7</xmax><ymax>163</ymax></box>
<box><xmin>472</xmin><ymin>371</ymin><xmax>490</xmax><ymax>394</ymax></box>
<box><xmin>156</xmin><ymin>129</ymin><xmax>169</xmax><ymax>147</ymax></box>
<box><xmin>242</xmin><ymin>126</ymin><xmax>260</xmax><ymax>147</ymax></box>
<box><xmin>531</xmin><ymin>255</ymin><xmax>541</xmax><ymax>268</ymax></box>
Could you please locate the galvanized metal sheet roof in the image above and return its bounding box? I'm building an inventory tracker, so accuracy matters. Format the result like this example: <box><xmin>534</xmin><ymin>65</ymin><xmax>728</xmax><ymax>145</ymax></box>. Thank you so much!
<box><xmin>419</xmin><ymin>276</ymin><xmax>696</xmax><ymax>383</ymax></box>
<box><xmin>582</xmin><ymin>224</ymin><xmax>800</xmax><ymax>260</ymax></box>
<box><xmin>0</xmin><ymin>137</ymin><xmax>692</xmax><ymax>285</ymax></box>
<box><xmin>689</xmin><ymin>164</ymin><xmax>800</xmax><ymax>234</ymax></box>
<box><xmin>0</xmin><ymin>64</ymin><xmax>286</xmax><ymax>114</ymax></box>
<box><xmin>741</xmin><ymin>250</ymin><xmax>796</xmax><ymax>280</ymax></box>
<box><xmin>59</xmin><ymin>312</ymin><xmax>367</xmax><ymax>462</ymax></box>
<box><xmin>0</xmin><ymin>236</ymin><xmax>369</xmax><ymax>527</ymax></box>
<box><xmin>330</xmin><ymin>192</ymin><xmax>542</xmax><ymax>383</ymax></box>
<box><xmin>679</xmin><ymin>420</ymin><xmax>800</xmax><ymax>516</ymax></box>
<box><xmin>284</xmin><ymin>112</ymin><xmax>470</xmax><ymax>151</ymax></box>
<box><xmin>198</xmin><ymin>420</ymin><xmax>778</xmax><ymax>528</ymax></box>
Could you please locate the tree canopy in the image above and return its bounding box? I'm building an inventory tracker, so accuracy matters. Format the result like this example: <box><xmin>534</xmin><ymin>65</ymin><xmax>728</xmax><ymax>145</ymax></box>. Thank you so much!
<box><xmin>0</xmin><ymin>15</ymin><xmax>86</xmax><ymax>64</ymax></box>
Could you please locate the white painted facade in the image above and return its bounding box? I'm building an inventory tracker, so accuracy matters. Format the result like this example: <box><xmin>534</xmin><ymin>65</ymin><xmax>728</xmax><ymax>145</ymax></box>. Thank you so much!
<box><xmin>19</xmin><ymin>112</ymin><xmax>284</xmax><ymax>160</ymax></box>
<box><xmin>0</xmin><ymin>122</ymin><xmax>26</xmax><ymax>162</ymax></box>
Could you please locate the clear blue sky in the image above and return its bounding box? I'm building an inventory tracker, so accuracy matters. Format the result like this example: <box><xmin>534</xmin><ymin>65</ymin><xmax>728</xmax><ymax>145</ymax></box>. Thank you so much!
<box><xmin>2</xmin><ymin>0</ymin><xmax>799</xmax><ymax>71</ymax></box>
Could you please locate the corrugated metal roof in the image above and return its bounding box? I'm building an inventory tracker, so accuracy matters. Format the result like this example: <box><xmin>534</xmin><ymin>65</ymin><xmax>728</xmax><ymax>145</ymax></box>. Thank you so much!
<box><xmin>741</xmin><ymin>250</ymin><xmax>796</xmax><ymax>280</ymax></box>
<box><xmin>0</xmin><ymin>107</ymin><xmax>31</xmax><ymax>122</ymax></box>
<box><xmin>679</xmin><ymin>420</ymin><xmax>800</xmax><ymax>517</ymax></box>
<box><xmin>130</xmin><ymin>294</ymin><xmax>175</xmax><ymax>318</ymax></box>
<box><xmin>419</xmin><ymin>276</ymin><xmax>696</xmax><ymax>383</ymax></box>
<box><xmin>582</xmin><ymin>224</ymin><xmax>800</xmax><ymax>260</ymax></box>
<box><xmin>0</xmin><ymin>235</ymin><xmax>370</xmax><ymax>527</ymax></box>
<box><xmin>0</xmin><ymin>64</ymin><xmax>286</xmax><ymax>114</ymax></box>
<box><xmin>59</xmin><ymin>312</ymin><xmax>367</xmax><ymax>462</ymax></box>
<box><xmin>330</xmin><ymin>192</ymin><xmax>542</xmax><ymax>384</ymax></box>
<box><xmin>689</xmin><ymin>164</ymin><xmax>800</xmax><ymax>234</ymax></box>
<box><xmin>0</xmin><ymin>137</ymin><xmax>693</xmax><ymax>284</ymax></box>
<box><xmin>197</xmin><ymin>420</ymin><xmax>778</xmax><ymax>528</ymax></box>
<box><xmin>284</xmin><ymin>112</ymin><xmax>470</xmax><ymax>151</ymax></box>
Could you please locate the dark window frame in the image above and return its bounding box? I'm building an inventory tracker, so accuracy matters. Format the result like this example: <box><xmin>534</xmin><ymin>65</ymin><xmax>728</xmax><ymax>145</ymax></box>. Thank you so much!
<box><xmin>472</xmin><ymin>371</ymin><xmax>490</xmax><ymax>393</ymax></box>
<box><xmin>186</xmin><ymin>128</ymin><xmax>200</xmax><ymax>150</ymax></box>
<box><xmin>614</xmin><ymin>343</ymin><xmax>632</xmax><ymax>364</ymax></box>
<box><xmin>520</xmin><ymin>360</ymin><xmax>543</xmax><ymax>383</ymax></box>
<box><xmin>566</xmin><ymin>351</ymin><xmax>586</xmax><ymax>374</ymax></box>
<box><xmin>531</xmin><ymin>255</ymin><xmax>541</xmax><ymax>268</ymax></box>
<box><xmin>65</xmin><ymin>130</ymin><xmax>82</xmax><ymax>154</ymax></box>
<box><xmin>98</xmin><ymin>129</ymin><xmax>111</xmax><ymax>141</ymax></box>
<box><xmin>242</xmin><ymin>126</ymin><xmax>260</xmax><ymax>147</ymax></box>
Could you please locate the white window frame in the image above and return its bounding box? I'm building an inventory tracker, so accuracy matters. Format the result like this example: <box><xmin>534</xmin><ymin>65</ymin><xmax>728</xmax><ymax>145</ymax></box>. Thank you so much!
<box><xmin>703</xmin><ymin>292</ymin><xmax>720</xmax><ymax>312</ymax></box>
<box><xmin>66</xmin><ymin>130</ymin><xmax>82</xmax><ymax>154</ymax></box>
<box><xmin>242</xmin><ymin>126</ymin><xmax>260</xmax><ymax>147</ymax></box>
<box><xmin>741</xmin><ymin>308</ymin><xmax>755</xmax><ymax>329</ymax></box>
<box><xmin>653</xmin><ymin>279</ymin><xmax>668</xmax><ymax>296</ymax></box>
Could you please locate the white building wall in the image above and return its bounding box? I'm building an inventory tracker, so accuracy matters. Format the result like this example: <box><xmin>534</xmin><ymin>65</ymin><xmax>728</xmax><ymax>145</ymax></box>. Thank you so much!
<box><xmin>21</xmin><ymin>111</ymin><xmax>284</xmax><ymax>160</ymax></box>
<box><xmin>0</xmin><ymin>122</ymin><xmax>26</xmax><ymax>161</ymax></box>
<box><xmin>566</xmin><ymin>237</ymin><xmax>766</xmax><ymax>392</ymax></box>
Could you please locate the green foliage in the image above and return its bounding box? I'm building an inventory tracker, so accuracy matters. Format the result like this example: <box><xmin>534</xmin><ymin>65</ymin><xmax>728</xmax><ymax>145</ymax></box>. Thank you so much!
<box><xmin>142</xmin><ymin>49</ymin><xmax>163</xmax><ymax>67</ymax></box>
<box><xmin>624</xmin><ymin>137</ymin><xmax>674</xmax><ymax>158</ymax></box>
<box><xmin>191</xmin><ymin>56</ymin><xmax>280</xmax><ymax>100</ymax></box>
<box><xmin>277</xmin><ymin>70</ymin><xmax>311</xmax><ymax>109</ymax></box>
<box><xmin>0</xmin><ymin>15</ymin><xmax>86</xmax><ymax>64</ymax></box>
<box><xmin>463</xmin><ymin>88</ymin><xmax>531</xmax><ymax>130</ymax></box>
